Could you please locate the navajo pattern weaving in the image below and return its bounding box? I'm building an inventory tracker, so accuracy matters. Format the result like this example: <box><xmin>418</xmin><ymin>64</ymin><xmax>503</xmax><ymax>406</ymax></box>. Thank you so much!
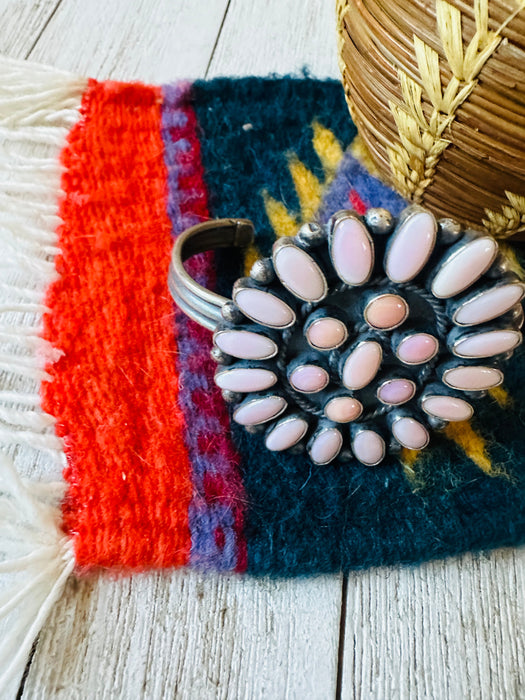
<box><xmin>0</xmin><ymin>57</ymin><xmax>524</xmax><ymax>688</ymax></box>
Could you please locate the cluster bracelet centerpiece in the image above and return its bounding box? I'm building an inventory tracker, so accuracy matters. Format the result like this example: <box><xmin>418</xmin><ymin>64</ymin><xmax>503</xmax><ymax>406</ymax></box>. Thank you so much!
<box><xmin>168</xmin><ymin>206</ymin><xmax>524</xmax><ymax>467</ymax></box>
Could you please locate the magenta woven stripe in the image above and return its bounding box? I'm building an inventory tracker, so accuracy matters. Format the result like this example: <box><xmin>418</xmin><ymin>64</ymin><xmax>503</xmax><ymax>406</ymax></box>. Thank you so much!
<box><xmin>160</xmin><ymin>84</ymin><xmax>247</xmax><ymax>572</ymax></box>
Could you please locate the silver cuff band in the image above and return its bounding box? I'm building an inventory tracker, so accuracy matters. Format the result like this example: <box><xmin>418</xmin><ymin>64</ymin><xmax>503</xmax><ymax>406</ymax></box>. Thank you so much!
<box><xmin>168</xmin><ymin>218</ymin><xmax>254</xmax><ymax>330</ymax></box>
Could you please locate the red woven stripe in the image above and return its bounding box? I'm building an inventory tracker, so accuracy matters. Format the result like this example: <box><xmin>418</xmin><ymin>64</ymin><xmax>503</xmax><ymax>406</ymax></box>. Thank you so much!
<box><xmin>42</xmin><ymin>79</ymin><xmax>193</xmax><ymax>571</ymax></box>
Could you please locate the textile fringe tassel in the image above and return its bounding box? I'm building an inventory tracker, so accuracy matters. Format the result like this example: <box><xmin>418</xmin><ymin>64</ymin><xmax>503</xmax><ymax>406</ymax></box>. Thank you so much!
<box><xmin>0</xmin><ymin>453</ymin><xmax>74</xmax><ymax>691</ymax></box>
<box><xmin>0</xmin><ymin>55</ymin><xmax>86</xmax><ymax>690</ymax></box>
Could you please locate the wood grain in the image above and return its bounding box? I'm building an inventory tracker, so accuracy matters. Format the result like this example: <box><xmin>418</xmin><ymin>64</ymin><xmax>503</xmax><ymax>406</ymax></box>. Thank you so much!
<box><xmin>342</xmin><ymin>549</ymin><xmax>525</xmax><ymax>699</ymax></box>
<box><xmin>27</xmin><ymin>0</ymin><xmax>230</xmax><ymax>81</ymax></box>
<box><xmin>0</xmin><ymin>0</ymin><xmax>59</xmax><ymax>59</ymax></box>
<box><xmin>23</xmin><ymin>572</ymin><xmax>342</xmax><ymax>699</ymax></box>
<box><xmin>207</xmin><ymin>0</ymin><xmax>340</xmax><ymax>78</ymax></box>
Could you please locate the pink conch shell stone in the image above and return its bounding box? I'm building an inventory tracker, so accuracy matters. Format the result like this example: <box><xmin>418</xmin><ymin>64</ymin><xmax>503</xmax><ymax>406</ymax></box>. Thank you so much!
<box><xmin>385</xmin><ymin>210</ymin><xmax>437</xmax><ymax>283</ymax></box>
<box><xmin>265</xmin><ymin>417</ymin><xmax>309</xmax><ymax>451</ymax></box>
<box><xmin>215</xmin><ymin>367</ymin><xmax>277</xmax><ymax>392</ymax></box>
<box><xmin>342</xmin><ymin>341</ymin><xmax>382</xmax><ymax>390</ymax></box>
<box><xmin>306</xmin><ymin>317</ymin><xmax>347</xmax><ymax>350</ymax></box>
<box><xmin>365</xmin><ymin>294</ymin><xmax>408</xmax><ymax>330</ymax></box>
<box><xmin>421</xmin><ymin>395</ymin><xmax>473</xmax><ymax>422</ymax></box>
<box><xmin>454</xmin><ymin>283</ymin><xmax>525</xmax><ymax>326</ymax></box>
<box><xmin>352</xmin><ymin>430</ymin><xmax>385</xmax><ymax>466</ymax></box>
<box><xmin>453</xmin><ymin>330</ymin><xmax>521</xmax><ymax>358</ymax></box>
<box><xmin>324</xmin><ymin>396</ymin><xmax>363</xmax><ymax>423</ymax></box>
<box><xmin>377</xmin><ymin>379</ymin><xmax>415</xmax><ymax>405</ymax></box>
<box><xmin>309</xmin><ymin>428</ymin><xmax>343</xmax><ymax>465</ymax></box>
<box><xmin>397</xmin><ymin>333</ymin><xmax>438</xmax><ymax>364</ymax></box>
<box><xmin>234</xmin><ymin>288</ymin><xmax>295</xmax><ymax>328</ymax></box>
<box><xmin>214</xmin><ymin>330</ymin><xmax>278</xmax><ymax>360</ymax></box>
<box><xmin>431</xmin><ymin>237</ymin><xmax>498</xmax><ymax>299</ymax></box>
<box><xmin>392</xmin><ymin>417</ymin><xmax>429</xmax><ymax>450</ymax></box>
<box><xmin>331</xmin><ymin>216</ymin><xmax>373</xmax><ymax>285</ymax></box>
<box><xmin>289</xmin><ymin>365</ymin><xmax>329</xmax><ymax>393</ymax></box>
<box><xmin>442</xmin><ymin>366</ymin><xmax>503</xmax><ymax>390</ymax></box>
<box><xmin>273</xmin><ymin>243</ymin><xmax>327</xmax><ymax>302</ymax></box>
<box><xmin>233</xmin><ymin>396</ymin><xmax>287</xmax><ymax>426</ymax></box>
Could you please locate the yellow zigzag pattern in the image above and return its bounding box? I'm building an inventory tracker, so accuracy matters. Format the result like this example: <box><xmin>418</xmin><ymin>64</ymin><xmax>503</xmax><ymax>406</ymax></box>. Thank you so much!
<box><xmin>243</xmin><ymin>121</ymin><xmax>344</xmax><ymax>274</ymax></box>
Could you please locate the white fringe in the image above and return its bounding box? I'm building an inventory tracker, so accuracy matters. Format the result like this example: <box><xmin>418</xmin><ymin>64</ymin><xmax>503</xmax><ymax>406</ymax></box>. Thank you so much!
<box><xmin>0</xmin><ymin>54</ymin><xmax>87</xmax><ymax>692</ymax></box>
<box><xmin>0</xmin><ymin>452</ymin><xmax>74</xmax><ymax>693</ymax></box>
<box><xmin>0</xmin><ymin>54</ymin><xmax>86</xmax><ymax>465</ymax></box>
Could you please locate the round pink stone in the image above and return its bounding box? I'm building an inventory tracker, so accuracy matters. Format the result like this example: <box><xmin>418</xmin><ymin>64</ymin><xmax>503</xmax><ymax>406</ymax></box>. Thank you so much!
<box><xmin>377</xmin><ymin>379</ymin><xmax>415</xmax><ymax>405</ymax></box>
<box><xmin>442</xmin><ymin>366</ymin><xmax>503</xmax><ymax>390</ymax></box>
<box><xmin>364</xmin><ymin>294</ymin><xmax>408</xmax><ymax>330</ymax></box>
<box><xmin>352</xmin><ymin>430</ymin><xmax>385</xmax><ymax>466</ymax></box>
<box><xmin>324</xmin><ymin>396</ymin><xmax>363</xmax><ymax>423</ymax></box>
<box><xmin>453</xmin><ymin>330</ymin><xmax>521</xmax><ymax>358</ymax></box>
<box><xmin>454</xmin><ymin>283</ymin><xmax>525</xmax><ymax>326</ymax></box>
<box><xmin>331</xmin><ymin>215</ymin><xmax>374</xmax><ymax>285</ymax></box>
<box><xmin>214</xmin><ymin>329</ymin><xmax>278</xmax><ymax>360</ymax></box>
<box><xmin>215</xmin><ymin>367</ymin><xmax>277</xmax><ymax>392</ymax></box>
<box><xmin>309</xmin><ymin>428</ymin><xmax>343</xmax><ymax>465</ymax></box>
<box><xmin>342</xmin><ymin>341</ymin><xmax>382</xmax><ymax>390</ymax></box>
<box><xmin>265</xmin><ymin>417</ymin><xmax>309</xmax><ymax>451</ymax></box>
<box><xmin>306</xmin><ymin>317</ymin><xmax>347</xmax><ymax>350</ymax></box>
<box><xmin>233</xmin><ymin>396</ymin><xmax>287</xmax><ymax>426</ymax></box>
<box><xmin>234</xmin><ymin>287</ymin><xmax>295</xmax><ymax>328</ymax></box>
<box><xmin>392</xmin><ymin>417</ymin><xmax>429</xmax><ymax>450</ymax></box>
<box><xmin>421</xmin><ymin>395</ymin><xmax>473</xmax><ymax>422</ymax></box>
<box><xmin>397</xmin><ymin>333</ymin><xmax>438</xmax><ymax>364</ymax></box>
<box><xmin>289</xmin><ymin>365</ymin><xmax>329</xmax><ymax>393</ymax></box>
<box><xmin>273</xmin><ymin>243</ymin><xmax>327</xmax><ymax>302</ymax></box>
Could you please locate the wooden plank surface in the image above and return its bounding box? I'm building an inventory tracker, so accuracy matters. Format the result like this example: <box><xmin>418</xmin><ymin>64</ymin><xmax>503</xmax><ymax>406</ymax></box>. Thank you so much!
<box><xmin>207</xmin><ymin>0</ymin><xmax>340</xmax><ymax>79</ymax></box>
<box><xmin>0</xmin><ymin>0</ymin><xmax>59</xmax><ymax>59</ymax></box>
<box><xmin>342</xmin><ymin>550</ymin><xmax>525</xmax><ymax>700</ymax></box>
<box><xmin>0</xmin><ymin>1</ymin><xmax>523</xmax><ymax>698</ymax></box>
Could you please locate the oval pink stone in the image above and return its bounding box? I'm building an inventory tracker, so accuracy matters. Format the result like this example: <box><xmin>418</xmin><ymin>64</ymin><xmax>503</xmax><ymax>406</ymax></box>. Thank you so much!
<box><xmin>234</xmin><ymin>288</ymin><xmax>295</xmax><ymax>328</ymax></box>
<box><xmin>421</xmin><ymin>395</ymin><xmax>473</xmax><ymax>422</ymax></box>
<box><xmin>214</xmin><ymin>330</ymin><xmax>278</xmax><ymax>360</ymax></box>
<box><xmin>377</xmin><ymin>379</ymin><xmax>415</xmax><ymax>405</ymax></box>
<box><xmin>342</xmin><ymin>341</ymin><xmax>382</xmax><ymax>390</ymax></box>
<box><xmin>324</xmin><ymin>396</ymin><xmax>363</xmax><ymax>423</ymax></box>
<box><xmin>385</xmin><ymin>210</ymin><xmax>437</xmax><ymax>283</ymax></box>
<box><xmin>442</xmin><ymin>366</ymin><xmax>503</xmax><ymax>390</ymax></box>
<box><xmin>352</xmin><ymin>430</ymin><xmax>385</xmax><ymax>466</ymax></box>
<box><xmin>309</xmin><ymin>428</ymin><xmax>343</xmax><ymax>465</ymax></box>
<box><xmin>306</xmin><ymin>317</ymin><xmax>347</xmax><ymax>350</ymax></box>
<box><xmin>364</xmin><ymin>294</ymin><xmax>408</xmax><ymax>330</ymax></box>
<box><xmin>454</xmin><ymin>283</ymin><xmax>525</xmax><ymax>326</ymax></box>
<box><xmin>273</xmin><ymin>243</ymin><xmax>327</xmax><ymax>302</ymax></box>
<box><xmin>265</xmin><ymin>417</ymin><xmax>309</xmax><ymax>451</ymax></box>
<box><xmin>215</xmin><ymin>367</ymin><xmax>277</xmax><ymax>392</ymax></box>
<box><xmin>331</xmin><ymin>215</ymin><xmax>374</xmax><ymax>286</ymax></box>
<box><xmin>453</xmin><ymin>330</ymin><xmax>521</xmax><ymax>358</ymax></box>
<box><xmin>397</xmin><ymin>333</ymin><xmax>439</xmax><ymax>364</ymax></box>
<box><xmin>233</xmin><ymin>396</ymin><xmax>287</xmax><ymax>426</ymax></box>
<box><xmin>392</xmin><ymin>417</ymin><xmax>429</xmax><ymax>450</ymax></box>
<box><xmin>431</xmin><ymin>236</ymin><xmax>498</xmax><ymax>299</ymax></box>
<box><xmin>289</xmin><ymin>365</ymin><xmax>329</xmax><ymax>393</ymax></box>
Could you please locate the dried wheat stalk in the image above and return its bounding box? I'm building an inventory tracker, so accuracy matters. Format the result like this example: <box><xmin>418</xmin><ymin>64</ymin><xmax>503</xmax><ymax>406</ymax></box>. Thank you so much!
<box><xmin>483</xmin><ymin>192</ymin><xmax>525</xmax><ymax>238</ymax></box>
<box><xmin>388</xmin><ymin>0</ymin><xmax>525</xmax><ymax>203</ymax></box>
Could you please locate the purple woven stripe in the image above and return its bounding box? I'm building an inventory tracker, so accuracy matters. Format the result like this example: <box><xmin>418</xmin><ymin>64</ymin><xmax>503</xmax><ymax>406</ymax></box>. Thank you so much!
<box><xmin>160</xmin><ymin>83</ymin><xmax>247</xmax><ymax>572</ymax></box>
<box><xmin>318</xmin><ymin>151</ymin><xmax>407</xmax><ymax>223</ymax></box>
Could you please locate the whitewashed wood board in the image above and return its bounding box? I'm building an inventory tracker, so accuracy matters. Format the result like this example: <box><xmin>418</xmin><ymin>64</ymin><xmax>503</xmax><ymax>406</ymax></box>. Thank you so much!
<box><xmin>0</xmin><ymin>0</ymin><xmax>522</xmax><ymax>698</ymax></box>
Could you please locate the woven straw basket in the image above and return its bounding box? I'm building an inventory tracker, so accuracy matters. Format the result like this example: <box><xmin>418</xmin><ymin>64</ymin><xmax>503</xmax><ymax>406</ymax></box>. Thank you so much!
<box><xmin>337</xmin><ymin>0</ymin><xmax>525</xmax><ymax>239</ymax></box>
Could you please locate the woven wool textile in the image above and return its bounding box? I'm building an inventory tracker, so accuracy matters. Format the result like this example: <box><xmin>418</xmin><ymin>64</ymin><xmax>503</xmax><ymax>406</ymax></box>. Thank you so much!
<box><xmin>2</xmin><ymin>67</ymin><xmax>525</xmax><ymax>581</ymax></box>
